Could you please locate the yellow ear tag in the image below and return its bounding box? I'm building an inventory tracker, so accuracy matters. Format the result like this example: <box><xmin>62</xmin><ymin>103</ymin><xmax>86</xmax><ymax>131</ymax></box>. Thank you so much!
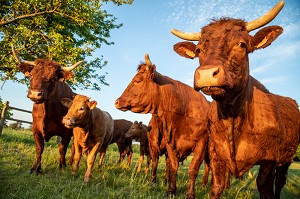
<box><xmin>255</xmin><ymin>37</ymin><xmax>268</xmax><ymax>48</ymax></box>
<box><xmin>186</xmin><ymin>50</ymin><xmax>195</xmax><ymax>57</ymax></box>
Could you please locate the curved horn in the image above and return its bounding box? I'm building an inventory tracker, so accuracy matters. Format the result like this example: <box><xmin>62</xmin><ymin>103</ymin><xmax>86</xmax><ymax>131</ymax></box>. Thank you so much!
<box><xmin>246</xmin><ymin>0</ymin><xmax>284</xmax><ymax>32</ymax></box>
<box><xmin>144</xmin><ymin>53</ymin><xmax>152</xmax><ymax>66</ymax></box>
<box><xmin>61</xmin><ymin>60</ymin><xmax>84</xmax><ymax>72</ymax></box>
<box><xmin>171</xmin><ymin>29</ymin><xmax>202</xmax><ymax>41</ymax></box>
<box><xmin>11</xmin><ymin>45</ymin><xmax>36</xmax><ymax>66</ymax></box>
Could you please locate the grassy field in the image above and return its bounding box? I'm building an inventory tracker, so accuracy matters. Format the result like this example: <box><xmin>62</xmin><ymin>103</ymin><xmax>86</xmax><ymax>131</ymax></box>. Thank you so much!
<box><xmin>0</xmin><ymin>128</ymin><xmax>299</xmax><ymax>199</ymax></box>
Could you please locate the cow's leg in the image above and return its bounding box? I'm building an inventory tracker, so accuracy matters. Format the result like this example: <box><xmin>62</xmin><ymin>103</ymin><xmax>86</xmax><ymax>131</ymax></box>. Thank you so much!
<box><xmin>31</xmin><ymin>128</ymin><xmax>44</xmax><ymax>174</ymax></box>
<box><xmin>72</xmin><ymin>142</ymin><xmax>82</xmax><ymax>175</ymax></box>
<box><xmin>257</xmin><ymin>161</ymin><xmax>276</xmax><ymax>199</ymax></box>
<box><xmin>137</xmin><ymin>154</ymin><xmax>144</xmax><ymax>173</ymax></box>
<box><xmin>98</xmin><ymin>151</ymin><xmax>106</xmax><ymax>168</ymax></box>
<box><xmin>201</xmin><ymin>157</ymin><xmax>210</xmax><ymax>187</ymax></box>
<box><xmin>59</xmin><ymin>131</ymin><xmax>72</xmax><ymax>169</ymax></box>
<box><xmin>85</xmin><ymin>142</ymin><xmax>101</xmax><ymax>182</ymax></box>
<box><xmin>119</xmin><ymin>146</ymin><xmax>128</xmax><ymax>165</ymax></box>
<box><xmin>186</xmin><ymin>138</ymin><xmax>206</xmax><ymax>199</ymax></box>
<box><xmin>209</xmin><ymin>158</ymin><xmax>226</xmax><ymax>199</ymax></box>
<box><xmin>145</xmin><ymin>154</ymin><xmax>151</xmax><ymax>174</ymax></box>
<box><xmin>68</xmin><ymin>138</ymin><xmax>75</xmax><ymax>166</ymax></box>
<box><xmin>275</xmin><ymin>162</ymin><xmax>291</xmax><ymax>199</ymax></box>
<box><xmin>224</xmin><ymin>166</ymin><xmax>231</xmax><ymax>189</ymax></box>
<box><xmin>149</xmin><ymin>150</ymin><xmax>159</xmax><ymax>182</ymax></box>
<box><xmin>126</xmin><ymin>146</ymin><xmax>133</xmax><ymax>166</ymax></box>
<box><xmin>164</xmin><ymin>154</ymin><xmax>170</xmax><ymax>183</ymax></box>
<box><xmin>165</xmin><ymin>144</ymin><xmax>178</xmax><ymax>195</ymax></box>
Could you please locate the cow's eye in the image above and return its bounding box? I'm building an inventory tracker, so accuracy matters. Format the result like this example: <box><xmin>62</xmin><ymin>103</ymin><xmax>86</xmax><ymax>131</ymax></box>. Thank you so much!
<box><xmin>238</xmin><ymin>42</ymin><xmax>247</xmax><ymax>49</ymax></box>
<box><xmin>79</xmin><ymin>107</ymin><xmax>84</xmax><ymax>111</ymax></box>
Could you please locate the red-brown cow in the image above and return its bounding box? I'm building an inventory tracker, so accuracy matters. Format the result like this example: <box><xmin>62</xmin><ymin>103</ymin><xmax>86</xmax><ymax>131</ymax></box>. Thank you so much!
<box><xmin>125</xmin><ymin>121</ymin><xmax>151</xmax><ymax>173</ymax></box>
<box><xmin>115</xmin><ymin>54</ymin><xmax>210</xmax><ymax>198</ymax></box>
<box><xmin>172</xmin><ymin>1</ymin><xmax>300</xmax><ymax>198</ymax></box>
<box><xmin>111</xmin><ymin>119</ymin><xmax>133</xmax><ymax>166</ymax></box>
<box><xmin>61</xmin><ymin>94</ymin><xmax>114</xmax><ymax>182</ymax></box>
<box><xmin>12</xmin><ymin>46</ymin><xmax>83</xmax><ymax>173</ymax></box>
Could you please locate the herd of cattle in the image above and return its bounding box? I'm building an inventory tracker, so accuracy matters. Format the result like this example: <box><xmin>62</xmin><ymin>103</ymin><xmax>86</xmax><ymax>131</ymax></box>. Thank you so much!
<box><xmin>9</xmin><ymin>1</ymin><xmax>300</xmax><ymax>199</ymax></box>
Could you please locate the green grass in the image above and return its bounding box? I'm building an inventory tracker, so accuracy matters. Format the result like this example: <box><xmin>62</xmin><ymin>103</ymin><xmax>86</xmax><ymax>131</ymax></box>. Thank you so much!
<box><xmin>0</xmin><ymin>128</ymin><xmax>299</xmax><ymax>199</ymax></box>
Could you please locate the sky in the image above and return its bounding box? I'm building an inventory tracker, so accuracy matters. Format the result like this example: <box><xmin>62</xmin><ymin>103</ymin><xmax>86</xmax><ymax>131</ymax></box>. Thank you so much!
<box><xmin>1</xmin><ymin>0</ymin><xmax>300</xmax><ymax>128</ymax></box>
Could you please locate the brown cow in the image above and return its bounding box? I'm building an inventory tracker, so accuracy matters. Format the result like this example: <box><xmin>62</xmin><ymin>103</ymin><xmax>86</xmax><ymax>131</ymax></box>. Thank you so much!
<box><xmin>172</xmin><ymin>1</ymin><xmax>300</xmax><ymax>198</ymax></box>
<box><xmin>111</xmin><ymin>119</ymin><xmax>133</xmax><ymax>166</ymax></box>
<box><xmin>115</xmin><ymin>54</ymin><xmax>210</xmax><ymax>198</ymax></box>
<box><xmin>12</xmin><ymin>46</ymin><xmax>83</xmax><ymax>173</ymax></box>
<box><xmin>61</xmin><ymin>94</ymin><xmax>114</xmax><ymax>182</ymax></box>
<box><xmin>125</xmin><ymin>121</ymin><xmax>151</xmax><ymax>173</ymax></box>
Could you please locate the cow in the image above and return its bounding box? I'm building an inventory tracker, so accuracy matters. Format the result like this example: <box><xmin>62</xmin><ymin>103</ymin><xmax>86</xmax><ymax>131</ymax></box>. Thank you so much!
<box><xmin>111</xmin><ymin>119</ymin><xmax>133</xmax><ymax>166</ymax></box>
<box><xmin>125</xmin><ymin>120</ymin><xmax>151</xmax><ymax>173</ymax></box>
<box><xmin>171</xmin><ymin>1</ymin><xmax>300</xmax><ymax>198</ymax></box>
<box><xmin>115</xmin><ymin>54</ymin><xmax>210</xmax><ymax>198</ymax></box>
<box><xmin>11</xmin><ymin>46</ymin><xmax>83</xmax><ymax>173</ymax></box>
<box><xmin>61</xmin><ymin>94</ymin><xmax>114</xmax><ymax>182</ymax></box>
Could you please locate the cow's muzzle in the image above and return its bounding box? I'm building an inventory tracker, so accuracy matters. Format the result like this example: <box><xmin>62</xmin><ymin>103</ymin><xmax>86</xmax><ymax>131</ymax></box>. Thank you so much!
<box><xmin>62</xmin><ymin>118</ymin><xmax>75</xmax><ymax>129</ymax></box>
<box><xmin>27</xmin><ymin>90</ymin><xmax>44</xmax><ymax>103</ymax></box>
<box><xmin>194</xmin><ymin>66</ymin><xmax>225</xmax><ymax>91</ymax></box>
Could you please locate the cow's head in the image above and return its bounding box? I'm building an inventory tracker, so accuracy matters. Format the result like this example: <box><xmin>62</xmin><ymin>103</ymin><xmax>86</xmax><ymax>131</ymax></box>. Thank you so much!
<box><xmin>61</xmin><ymin>94</ymin><xmax>97</xmax><ymax>128</ymax></box>
<box><xmin>12</xmin><ymin>46</ymin><xmax>83</xmax><ymax>103</ymax></box>
<box><xmin>172</xmin><ymin>0</ymin><xmax>284</xmax><ymax>103</ymax></box>
<box><xmin>115</xmin><ymin>54</ymin><xmax>158</xmax><ymax>114</ymax></box>
<box><xmin>125</xmin><ymin>121</ymin><xmax>144</xmax><ymax>139</ymax></box>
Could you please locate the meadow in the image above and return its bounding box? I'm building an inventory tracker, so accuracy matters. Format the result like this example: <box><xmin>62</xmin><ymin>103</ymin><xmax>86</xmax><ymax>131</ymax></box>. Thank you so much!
<box><xmin>0</xmin><ymin>128</ymin><xmax>299</xmax><ymax>199</ymax></box>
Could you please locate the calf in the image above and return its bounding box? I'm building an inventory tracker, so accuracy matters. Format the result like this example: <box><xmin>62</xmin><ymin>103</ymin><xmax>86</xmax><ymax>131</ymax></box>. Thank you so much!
<box><xmin>126</xmin><ymin>121</ymin><xmax>151</xmax><ymax>173</ymax></box>
<box><xmin>111</xmin><ymin>119</ymin><xmax>133</xmax><ymax>166</ymax></box>
<box><xmin>61</xmin><ymin>94</ymin><xmax>114</xmax><ymax>182</ymax></box>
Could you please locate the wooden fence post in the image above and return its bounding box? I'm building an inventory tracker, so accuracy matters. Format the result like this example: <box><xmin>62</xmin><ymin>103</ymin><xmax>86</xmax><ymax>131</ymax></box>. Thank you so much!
<box><xmin>0</xmin><ymin>101</ymin><xmax>9</xmax><ymax>135</ymax></box>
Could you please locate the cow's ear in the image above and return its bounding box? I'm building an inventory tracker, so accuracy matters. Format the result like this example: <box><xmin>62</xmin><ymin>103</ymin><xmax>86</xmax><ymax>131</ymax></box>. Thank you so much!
<box><xmin>173</xmin><ymin>42</ymin><xmax>198</xmax><ymax>59</ymax></box>
<box><xmin>149</xmin><ymin>65</ymin><xmax>157</xmax><ymax>79</ymax></box>
<box><xmin>61</xmin><ymin>98</ymin><xmax>72</xmax><ymax>108</ymax></box>
<box><xmin>88</xmin><ymin>100</ymin><xmax>97</xmax><ymax>109</ymax></box>
<box><xmin>17</xmin><ymin>63</ymin><xmax>33</xmax><ymax>76</ymax></box>
<box><xmin>138</xmin><ymin>122</ymin><xmax>143</xmax><ymax>128</ymax></box>
<box><xmin>252</xmin><ymin>26</ymin><xmax>283</xmax><ymax>50</ymax></box>
<box><xmin>62</xmin><ymin>71</ymin><xmax>74</xmax><ymax>81</ymax></box>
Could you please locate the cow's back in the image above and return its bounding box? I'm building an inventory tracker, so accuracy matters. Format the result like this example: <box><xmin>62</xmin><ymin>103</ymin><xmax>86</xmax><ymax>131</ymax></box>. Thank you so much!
<box><xmin>92</xmin><ymin>109</ymin><xmax>114</xmax><ymax>148</ymax></box>
<box><xmin>112</xmin><ymin>119</ymin><xmax>133</xmax><ymax>144</ymax></box>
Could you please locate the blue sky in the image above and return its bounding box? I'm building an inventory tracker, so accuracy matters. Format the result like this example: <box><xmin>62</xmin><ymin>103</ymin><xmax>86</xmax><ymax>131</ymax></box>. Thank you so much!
<box><xmin>1</xmin><ymin>0</ymin><xmax>300</xmax><ymax>128</ymax></box>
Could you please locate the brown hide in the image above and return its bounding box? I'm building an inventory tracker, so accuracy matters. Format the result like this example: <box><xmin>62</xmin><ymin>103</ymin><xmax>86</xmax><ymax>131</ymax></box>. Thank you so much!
<box><xmin>126</xmin><ymin>121</ymin><xmax>150</xmax><ymax>173</ymax></box>
<box><xmin>16</xmin><ymin>59</ymin><xmax>75</xmax><ymax>173</ymax></box>
<box><xmin>172</xmin><ymin>12</ymin><xmax>300</xmax><ymax>199</ymax></box>
<box><xmin>111</xmin><ymin>119</ymin><xmax>133</xmax><ymax>165</ymax></box>
<box><xmin>62</xmin><ymin>94</ymin><xmax>114</xmax><ymax>182</ymax></box>
<box><xmin>115</xmin><ymin>55</ymin><xmax>210</xmax><ymax>197</ymax></box>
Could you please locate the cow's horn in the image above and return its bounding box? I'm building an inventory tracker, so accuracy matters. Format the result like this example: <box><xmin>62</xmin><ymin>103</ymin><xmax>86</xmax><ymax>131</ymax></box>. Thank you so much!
<box><xmin>11</xmin><ymin>45</ymin><xmax>36</xmax><ymax>66</ymax></box>
<box><xmin>246</xmin><ymin>0</ymin><xmax>284</xmax><ymax>32</ymax></box>
<box><xmin>61</xmin><ymin>60</ymin><xmax>84</xmax><ymax>72</ymax></box>
<box><xmin>145</xmin><ymin>53</ymin><xmax>152</xmax><ymax>66</ymax></box>
<box><xmin>171</xmin><ymin>29</ymin><xmax>202</xmax><ymax>41</ymax></box>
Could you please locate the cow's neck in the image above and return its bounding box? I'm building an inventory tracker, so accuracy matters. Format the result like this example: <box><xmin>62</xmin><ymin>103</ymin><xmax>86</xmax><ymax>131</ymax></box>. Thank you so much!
<box><xmin>215</xmin><ymin>76</ymin><xmax>254</xmax><ymax>174</ymax></box>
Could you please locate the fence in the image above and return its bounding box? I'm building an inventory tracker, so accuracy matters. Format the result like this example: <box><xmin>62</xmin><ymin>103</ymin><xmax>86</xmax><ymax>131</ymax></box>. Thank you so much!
<box><xmin>0</xmin><ymin>101</ymin><xmax>32</xmax><ymax>135</ymax></box>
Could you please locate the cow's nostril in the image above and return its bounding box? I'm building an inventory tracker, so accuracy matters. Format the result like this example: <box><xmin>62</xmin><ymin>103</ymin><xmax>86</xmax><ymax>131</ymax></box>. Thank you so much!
<box><xmin>212</xmin><ymin>68</ymin><xmax>220</xmax><ymax>77</ymax></box>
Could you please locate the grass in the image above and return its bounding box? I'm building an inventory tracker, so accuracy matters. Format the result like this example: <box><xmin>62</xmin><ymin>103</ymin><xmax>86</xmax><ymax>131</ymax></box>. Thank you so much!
<box><xmin>0</xmin><ymin>128</ymin><xmax>299</xmax><ymax>199</ymax></box>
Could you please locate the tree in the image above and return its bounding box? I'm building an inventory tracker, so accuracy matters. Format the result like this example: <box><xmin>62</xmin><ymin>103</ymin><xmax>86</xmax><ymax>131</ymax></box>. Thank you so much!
<box><xmin>0</xmin><ymin>0</ymin><xmax>133</xmax><ymax>91</ymax></box>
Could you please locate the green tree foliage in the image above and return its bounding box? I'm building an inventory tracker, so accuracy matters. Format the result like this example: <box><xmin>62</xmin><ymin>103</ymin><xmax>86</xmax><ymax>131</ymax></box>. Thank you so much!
<box><xmin>0</xmin><ymin>0</ymin><xmax>133</xmax><ymax>91</ymax></box>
